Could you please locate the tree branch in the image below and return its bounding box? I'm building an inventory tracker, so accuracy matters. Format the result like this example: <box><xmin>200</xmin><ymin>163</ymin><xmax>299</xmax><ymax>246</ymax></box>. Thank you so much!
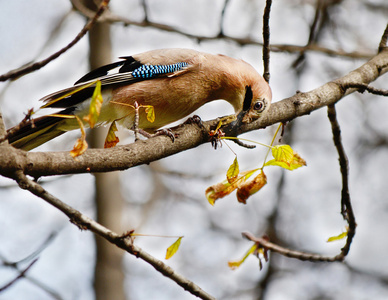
<box><xmin>12</xmin><ymin>170</ymin><xmax>216</xmax><ymax>300</ymax></box>
<box><xmin>0</xmin><ymin>259</ymin><xmax>38</xmax><ymax>292</ymax></box>
<box><xmin>242</xmin><ymin>232</ymin><xmax>340</xmax><ymax>262</ymax></box>
<box><xmin>1</xmin><ymin>49</ymin><xmax>386</xmax><ymax>179</ymax></box>
<box><xmin>0</xmin><ymin>0</ymin><xmax>110</xmax><ymax>82</ymax></box>
<box><xmin>327</xmin><ymin>104</ymin><xmax>356</xmax><ymax>259</ymax></box>
<box><xmin>70</xmin><ymin>2</ymin><xmax>373</xmax><ymax>60</ymax></box>
<box><xmin>262</xmin><ymin>0</ymin><xmax>272</xmax><ymax>82</ymax></box>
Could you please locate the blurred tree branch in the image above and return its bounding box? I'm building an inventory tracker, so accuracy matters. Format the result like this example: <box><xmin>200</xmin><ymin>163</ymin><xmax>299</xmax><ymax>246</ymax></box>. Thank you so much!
<box><xmin>10</xmin><ymin>170</ymin><xmax>216</xmax><ymax>300</ymax></box>
<box><xmin>0</xmin><ymin>0</ymin><xmax>110</xmax><ymax>82</ymax></box>
<box><xmin>70</xmin><ymin>0</ymin><xmax>373</xmax><ymax>60</ymax></box>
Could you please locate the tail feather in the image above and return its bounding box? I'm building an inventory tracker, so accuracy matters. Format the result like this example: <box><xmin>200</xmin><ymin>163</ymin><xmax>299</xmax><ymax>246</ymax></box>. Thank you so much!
<box><xmin>7</xmin><ymin>108</ymin><xmax>75</xmax><ymax>151</ymax></box>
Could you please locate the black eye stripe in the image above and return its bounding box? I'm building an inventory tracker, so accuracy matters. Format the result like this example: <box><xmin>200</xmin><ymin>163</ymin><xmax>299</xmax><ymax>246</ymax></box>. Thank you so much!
<box><xmin>243</xmin><ymin>86</ymin><xmax>253</xmax><ymax>112</ymax></box>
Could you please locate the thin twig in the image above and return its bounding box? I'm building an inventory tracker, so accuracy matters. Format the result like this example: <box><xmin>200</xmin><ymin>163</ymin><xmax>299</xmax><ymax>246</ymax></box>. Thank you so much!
<box><xmin>0</xmin><ymin>232</ymin><xmax>62</xmax><ymax>299</ymax></box>
<box><xmin>219</xmin><ymin>0</ymin><xmax>231</xmax><ymax>36</ymax></box>
<box><xmin>262</xmin><ymin>0</ymin><xmax>272</xmax><ymax>83</ymax></box>
<box><xmin>327</xmin><ymin>104</ymin><xmax>356</xmax><ymax>259</ymax></box>
<box><xmin>12</xmin><ymin>171</ymin><xmax>216</xmax><ymax>300</ymax></box>
<box><xmin>0</xmin><ymin>0</ymin><xmax>110</xmax><ymax>82</ymax></box>
<box><xmin>378</xmin><ymin>24</ymin><xmax>388</xmax><ymax>53</ymax></box>
<box><xmin>70</xmin><ymin>4</ymin><xmax>373</xmax><ymax>60</ymax></box>
<box><xmin>242</xmin><ymin>232</ymin><xmax>340</xmax><ymax>262</ymax></box>
<box><xmin>0</xmin><ymin>259</ymin><xmax>38</xmax><ymax>292</ymax></box>
<box><xmin>343</xmin><ymin>83</ymin><xmax>388</xmax><ymax>96</ymax></box>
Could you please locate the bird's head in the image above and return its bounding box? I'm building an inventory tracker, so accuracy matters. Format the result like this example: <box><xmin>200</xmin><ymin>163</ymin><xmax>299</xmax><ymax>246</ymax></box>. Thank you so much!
<box><xmin>240</xmin><ymin>80</ymin><xmax>272</xmax><ymax>124</ymax></box>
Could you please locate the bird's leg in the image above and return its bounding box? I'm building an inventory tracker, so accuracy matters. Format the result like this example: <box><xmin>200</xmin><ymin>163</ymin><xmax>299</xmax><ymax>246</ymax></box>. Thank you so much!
<box><xmin>133</xmin><ymin>101</ymin><xmax>140</xmax><ymax>141</ymax></box>
<box><xmin>183</xmin><ymin>115</ymin><xmax>203</xmax><ymax>127</ymax></box>
<box><xmin>138</xmin><ymin>128</ymin><xmax>176</xmax><ymax>142</ymax></box>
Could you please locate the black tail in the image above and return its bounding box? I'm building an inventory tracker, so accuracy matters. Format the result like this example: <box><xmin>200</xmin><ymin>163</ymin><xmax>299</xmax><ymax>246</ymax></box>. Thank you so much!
<box><xmin>7</xmin><ymin>108</ymin><xmax>75</xmax><ymax>151</ymax></box>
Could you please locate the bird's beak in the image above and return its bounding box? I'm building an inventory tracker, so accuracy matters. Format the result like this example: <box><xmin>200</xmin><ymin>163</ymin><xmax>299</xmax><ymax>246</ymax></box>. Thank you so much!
<box><xmin>241</xmin><ymin>109</ymin><xmax>255</xmax><ymax>124</ymax></box>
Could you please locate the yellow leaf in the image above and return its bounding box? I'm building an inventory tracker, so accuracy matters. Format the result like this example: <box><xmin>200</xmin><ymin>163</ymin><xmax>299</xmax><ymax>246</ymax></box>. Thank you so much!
<box><xmin>327</xmin><ymin>230</ymin><xmax>348</xmax><ymax>242</ymax></box>
<box><xmin>272</xmin><ymin>145</ymin><xmax>294</xmax><ymax>164</ymax></box>
<box><xmin>104</xmin><ymin>121</ymin><xmax>120</xmax><ymax>148</ymax></box>
<box><xmin>83</xmin><ymin>80</ymin><xmax>103</xmax><ymax>128</ymax></box>
<box><xmin>70</xmin><ymin>138</ymin><xmax>88</xmax><ymax>158</ymax></box>
<box><xmin>236</xmin><ymin>170</ymin><xmax>267</xmax><ymax>204</ymax></box>
<box><xmin>165</xmin><ymin>237</ymin><xmax>183</xmax><ymax>259</ymax></box>
<box><xmin>205</xmin><ymin>169</ymin><xmax>258</xmax><ymax>205</ymax></box>
<box><xmin>206</xmin><ymin>179</ymin><xmax>237</xmax><ymax>206</ymax></box>
<box><xmin>70</xmin><ymin>116</ymin><xmax>88</xmax><ymax>157</ymax></box>
<box><xmin>228</xmin><ymin>244</ymin><xmax>258</xmax><ymax>270</ymax></box>
<box><xmin>144</xmin><ymin>105</ymin><xmax>155</xmax><ymax>123</ymax></box>
<box><xmin>226</xmin><ymin>157</ymin><xmax>239</xmax><ymax>183</ymax></box>
<box><xmin>264</xmin><ymin>145</ymin><xmax>306</xmax><ymax>170</ymax></box>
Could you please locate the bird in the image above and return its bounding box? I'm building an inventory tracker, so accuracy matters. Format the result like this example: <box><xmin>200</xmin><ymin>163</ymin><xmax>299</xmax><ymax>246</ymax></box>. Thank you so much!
<box><xmin>6</xmin><ymin>48</ymin><xmax>272</xmax><ymax>150</ymax></box>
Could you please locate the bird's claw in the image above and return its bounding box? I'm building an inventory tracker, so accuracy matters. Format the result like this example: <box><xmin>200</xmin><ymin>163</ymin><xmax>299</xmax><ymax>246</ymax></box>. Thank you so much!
<box><xmin>153</xmin><ymin>128</ymin><xmax>176</xmax><ymax>142</ymax></box>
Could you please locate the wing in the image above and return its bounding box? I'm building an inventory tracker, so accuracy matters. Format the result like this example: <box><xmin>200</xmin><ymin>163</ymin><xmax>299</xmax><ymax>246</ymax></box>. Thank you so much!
<box><xmin>41</xmin><ymin>53</ymin><xmax>191</xmax><ymax>109</ymax></box>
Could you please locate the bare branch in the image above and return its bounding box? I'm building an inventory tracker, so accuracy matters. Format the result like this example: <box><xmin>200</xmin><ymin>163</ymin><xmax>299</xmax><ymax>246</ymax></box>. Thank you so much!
<box><xmin>0</xmin><ymin>233</ymin><xmax>62</xmax><ymax>299</ymax></box>
<box><xmin>270</xmin><ymin>43</ymin><xmax>372</xmax><ymax>59</ymax></box>
<box><xmin>242</xmin><ymin>232</ymin><xmax>341</xmax><ymax>262</ymax></box>
<box><xmin>0</xmin><ymin>259</ymin><xmax>38</xmax><ymax>292</ymax></box>
<box><xmin>343</xmin><ymin>83</ymin><xmax>388</xmax><ymax>96</ymax></box>
<box><xmin>0</xmin><ymin>0</ymin><xmax>110</xmax><ymax>82</ymax></box>
<box><xmin>379</xmin><ymin>23</ymin><xmax>388</xmax><ymax>53</ymax></box>
<box><xmin>12</xmin><ymin>171</ymin><xmax>216</xmax><ymax>300</ymax></box>
<box><xmin>327</xmin><ymin>104</ymin><xmax>356</xmax><ymax>259</ymax></box>
<box><xmin>70</xmin><ymin>3</ymin><xmax>373</xmax><ymax>60</ymax></box>
<box><xmin>262</xmin><ymin>0</ymin><xmax>272</xmax><ymax>82</ymax></box>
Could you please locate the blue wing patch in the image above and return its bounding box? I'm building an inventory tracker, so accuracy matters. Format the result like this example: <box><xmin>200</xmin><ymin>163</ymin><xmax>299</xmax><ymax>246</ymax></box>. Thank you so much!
<box><xmin>131</xmin><ymin>62</ymin><xmax>188</xmax><ymax>79</ymax></box>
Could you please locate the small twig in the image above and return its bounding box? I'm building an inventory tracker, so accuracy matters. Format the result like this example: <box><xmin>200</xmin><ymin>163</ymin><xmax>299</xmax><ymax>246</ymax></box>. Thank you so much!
<box><xmin>70</xmin><ymin>5</ymin><xmax>373</xmax><ymax>60</ymax></box>
<box><xmin>343</xmin><ymin>83</ymin><xmax>388</xmax><ymax>96</ymax></box>
<box><xmin>141</xmin><ymin>0</ymin><xmax>149</xmax><ymax>22</ymax></box>
<box><xmin>0</xmin><ymin>259</ymin><xmax>38</xmax><ymax>292</ymax></box>
<box><xmin>378</xmin><ymin>24</ymin><xmax>388</xmax><ymax>53</ymax></box>
<box><xmin>0</xmin><ymin>0</ymin><xmax>110</xmax><ymax>82</ymax></box>
<box><xmin>12</xmin><ymin>170</ymin><xmax>216</xmax><ymax>300</ymax></box>
<box><xmin>219</xmin><ymin>0</ymin><xmax>231</xmax><ymax>36</ymax></box>
<box><xmin>0</xmin><ymin>232</ymin><xmax>61</xmax><ymax>299</ymax></box>
<box><xmin>262</xmin><ymin>0</ymin><xmax>272</xmax><ymax>83</ymax></box>
<box><xmin>327</xmin><ymin>104</ymin><xmax>356</xmax><ymax>259</ymax></box>
<box><xmin>242</xmin><ymin>232</ymin><xmax>340</xmax><ymax>262</ymax></box>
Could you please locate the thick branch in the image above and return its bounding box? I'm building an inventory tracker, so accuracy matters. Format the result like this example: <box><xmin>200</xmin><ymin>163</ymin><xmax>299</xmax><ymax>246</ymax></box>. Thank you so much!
<box><xmin>0</xmin><ymin>50</ymin><xmax>387</xmax><ymax>179</ymax></box>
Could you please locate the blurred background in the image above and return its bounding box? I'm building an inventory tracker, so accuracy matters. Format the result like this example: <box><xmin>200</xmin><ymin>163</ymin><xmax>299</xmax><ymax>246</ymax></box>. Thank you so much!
<box><xmin>1</xmin><ymin>0</ymin><xmax>388</xmax><ymax>299</ymax></box>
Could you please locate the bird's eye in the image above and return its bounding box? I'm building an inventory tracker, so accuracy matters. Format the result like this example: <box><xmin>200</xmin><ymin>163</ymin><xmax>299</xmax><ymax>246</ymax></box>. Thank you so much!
<box><xmin>253</xmin><ymin>100</ymin><xmax>266</xmax><ymax>112</ymax></box>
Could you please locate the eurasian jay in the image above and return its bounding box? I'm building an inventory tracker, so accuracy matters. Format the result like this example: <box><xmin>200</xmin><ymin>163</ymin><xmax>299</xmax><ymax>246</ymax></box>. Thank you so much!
<box><xmin>7</xmin><ymin>48</ymin><xmax>272</xmax><ymax>150</ymax></box>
